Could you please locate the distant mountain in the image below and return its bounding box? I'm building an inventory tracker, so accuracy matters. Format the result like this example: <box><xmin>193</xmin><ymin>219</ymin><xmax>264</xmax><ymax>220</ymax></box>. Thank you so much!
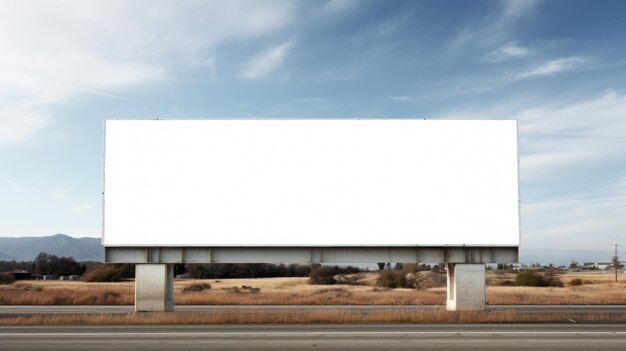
<box><xmin>0</xmin><ymin>234</ymin><xmax>103</xmax><ymax>262</ymax></box>
<box><xmin>0</xmin><ymin>249</ymin><xmax>15</xmax><ymax>261</ymax></box>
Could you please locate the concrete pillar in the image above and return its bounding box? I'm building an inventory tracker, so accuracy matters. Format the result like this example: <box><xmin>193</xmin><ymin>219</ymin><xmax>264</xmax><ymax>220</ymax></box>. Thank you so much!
<box><xmin>446</xmin><ymin>263</ymin><xmax>485</xmax><ymax>311</ymax></box>
<box><xmin>135</xmin><ymin>264</ymin><xmax>174</xmax><ymax>312</ymax></box>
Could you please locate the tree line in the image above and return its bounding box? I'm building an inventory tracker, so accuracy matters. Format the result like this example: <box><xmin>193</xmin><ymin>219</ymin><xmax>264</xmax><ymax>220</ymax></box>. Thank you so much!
<box><xmin>1</xmin><ymin>253</ymin><xmax>331</xmax><ymax>281</ymax></box>
<box><xmin>184</xmin><ymin>263</ymin><xmax>315</xmax><ymax>279</ymax></box>
<box><xmin>0</xmin><ymin>252</ymin><xmax>88</xmax><ymax>276</ymax></box>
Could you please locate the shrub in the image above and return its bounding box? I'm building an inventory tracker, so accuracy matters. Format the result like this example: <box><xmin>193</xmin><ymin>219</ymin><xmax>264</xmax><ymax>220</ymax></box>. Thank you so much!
<box><xmin>239</xmin><ymin>285</ymin><xmax>261</xmax><ymax>294</ymax></box>
<box><xmin>514</xmin><ymin>270</ymin><xmax>564</xmax><ymax>287</ymax></box>
<box><xmin>376</xmin><ymin>270</ymin><xmax>407</xmax><ymax>289</ymax></box>
<box><xmin>223</xmin><ymin>285</ymin><xmax>261</xmax><ymax>294</ymax></box>
<box><xmin>544</xmin><ymin>269</ymin><xmax>564</xmax><ymax>287</ymax></box>
<box><xmin>0</xmin><ymin>273</ymin><xmax>15</xmax><ymax>285</ymax></box>
<box><xmin>186</xmin><ymin>263</ymin><xmax>313</xmax><ymax>279</ymax></box>
<box><xmin>82</xmin><ymin>264</ymin><xmax>135</xmax><ymax>282</ymax></box>
<box><xmin>569</xmin><ymin>278</ymin><xmax>584</xmax><ymax>286</ymax></box>
<box><xmin>82</xmin><ymin>266</ymin><xmax>124</xmax><ymax>282</ymax></box>
<box><xmin>240</xmin><ymin>285</ymin><xmax>261</xmax><ymax>293</ymax></box>
<box><xmin>515</xmin><ymin>270</ymin><xmax>546</xmax><ymax>287</ymax></box>
<box><xmin>309</xmin><ymin>266</ymin><xmax>338</xmax><ymax>285</ymax></box>
<box><xmin>182</xmin><ymin>283</ymin><xmax>212</xmax><ymax>293</ymax></box>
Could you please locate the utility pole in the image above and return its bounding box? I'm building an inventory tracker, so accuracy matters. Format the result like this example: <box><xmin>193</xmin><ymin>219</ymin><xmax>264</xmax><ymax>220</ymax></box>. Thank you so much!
<box><xmin>613</xmin><ymin>244</ymin><xmax>622</xmax><ymax>283</ymax></box>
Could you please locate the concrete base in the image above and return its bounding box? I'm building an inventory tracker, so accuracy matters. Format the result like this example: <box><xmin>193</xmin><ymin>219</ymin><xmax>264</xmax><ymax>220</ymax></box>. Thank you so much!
<box><xmin>446</xmin><ymin>263</ymin><xmax>485</xmax><ymax>311</ymax></box>
<box><xmin>135</xmin><ymin>264</ymin><xmax>174</xmax><ymax>312</ymax></box>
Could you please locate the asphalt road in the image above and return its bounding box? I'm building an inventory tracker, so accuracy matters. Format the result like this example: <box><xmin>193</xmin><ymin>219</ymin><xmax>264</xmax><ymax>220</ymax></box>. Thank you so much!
<box><xmin>2</xmin><ymin>324</ymin><xmax>626</xmax><ymax>350</ymax></box>
<box><xmin>1</xmin><ymin>304</ymin><xmax>626</xmax><ymax>314</ymax></box>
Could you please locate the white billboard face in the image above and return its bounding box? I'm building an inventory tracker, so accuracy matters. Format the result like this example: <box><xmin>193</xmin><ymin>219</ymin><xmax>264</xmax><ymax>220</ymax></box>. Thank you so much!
<box><xmin>103</xmin><ymin>119</ymin><xmax>519</xmax><ymax>247</ymax></box>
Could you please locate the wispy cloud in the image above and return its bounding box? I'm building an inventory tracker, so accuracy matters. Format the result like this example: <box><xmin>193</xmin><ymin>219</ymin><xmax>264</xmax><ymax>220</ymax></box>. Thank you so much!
<box><xmin>449</xmin><ymin>0</ymin><xmax>541</xmax><ymax>49</ymax></box>
<box><xmin>516</xmin><ymin>57</ymin><xmax>587</xmax><ymax>79</ymax></box>
<box><xmin>323</xmin><ymin>0</ymin><xmax>358</xmax><ymax>15</ymax></box>
<box><xmin>78</xmin><ymin>88</ymin><xmax>136</xmax><ymax>102</ymax></box>
<box><xmin>483</xmin><ymin>43</ymin><xmax>532</xmax><ymax>62</ymax></box>
<box><xmin>241</xmin><ymin>40</ymin><xmax>295</xmax><ymax>80</ymax></box>
<box><xmin>388</xmin><ymin>96</ymin><xmax>413</xmax><ymax>102</ymax></box>
<box><xmin>502</xmin><ymin>0</ymin><xmax>542</xmax><ymax>19</ymax></box>
<box><xmin>420</xmin><ymin>56</ymin><xmax>589</xmax><ymax>99</ymax></box>
<box><xmin>0</xmin><ymin>104</ymin><xmax>49</xmax><ymax>145</ymax></box>
<box><xmin>0</xmin><ymin>1</ymin><xmax>294</xmax><ymax>146</ymax></box>
<box><xmin>293</xmin><ymin>97</ymin><xmax>331</xmax><ymax>103</ymax></box>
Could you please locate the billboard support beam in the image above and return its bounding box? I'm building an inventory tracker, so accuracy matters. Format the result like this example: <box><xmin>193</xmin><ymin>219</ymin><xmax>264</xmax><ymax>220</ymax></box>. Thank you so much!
<box><xmin>106</xmin><ymin>246</ymin><xmax>518</xmax><ymax>264</ymax></box>
<box><xmin>446</xmin><ymin>263</ymin><xmax>486</xmax><ymax>311</ymax></box>
<box><xmin>135</xmin><ymin>264</ymin><xmax>173</xmax><ymax>312</ymax></box>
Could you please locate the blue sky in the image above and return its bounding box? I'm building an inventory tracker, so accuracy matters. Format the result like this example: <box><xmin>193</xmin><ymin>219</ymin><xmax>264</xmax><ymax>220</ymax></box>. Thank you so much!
<box><xmin>1</xmin><ymin>0</ymin><xmax>625</xmax><ymax>250</ymax></box>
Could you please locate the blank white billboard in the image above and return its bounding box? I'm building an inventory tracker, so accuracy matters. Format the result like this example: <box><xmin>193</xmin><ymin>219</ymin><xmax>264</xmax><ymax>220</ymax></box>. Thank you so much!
<box><xmin>103</xmin><ymin>119</ymin><xmax>519</xmax><ymax>247</ymax></box>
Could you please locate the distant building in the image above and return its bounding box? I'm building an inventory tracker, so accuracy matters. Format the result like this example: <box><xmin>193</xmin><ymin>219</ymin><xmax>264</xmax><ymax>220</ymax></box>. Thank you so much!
<box><xmin>578</xmin><ymin>262</ymin><xmax>612</xmax><ymax>272</ymax></box>
<box><xmin>7</xmin><ymin>271</ymin><xmax>31</xmax><ymax>280</ymax></box>
<box><xmin>60</xmin><ymin>275</ymin><xmax>81</xmax><ymax>280</ymax></box>
<box><xmin>510</xmin><ymin>263</ymin><xmax>524</xmax><ymax>271</ymax></box>
<box><xmin>593</xmin><ymin>263</ymin><xmax>611</xmax><ymax>270</ymax></box>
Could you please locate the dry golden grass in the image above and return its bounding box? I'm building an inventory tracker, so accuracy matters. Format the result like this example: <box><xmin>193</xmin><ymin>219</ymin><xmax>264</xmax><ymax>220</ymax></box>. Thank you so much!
<box><xmin>1</xmin><ymin>272</ymin><xmax>624</xmax><ymax>306</ymax></box>
<box><xmin>1</xmin><ymin>310</ymin><xmax>625</xmax><ymax>325</ymax></box>
<box><xmin>485</xmin><ymin>271</ymin><xmax>626</xmax><ymax>305</ymax></box>
<box><xmin>487</xmin><ymin>283</ymin><xmax>626</xmax><ymax>305</ymax></box>
<box><xmin>0</xmin><ymin>281</ymin><xmax>135</xmax><ymax>305</ymax></box>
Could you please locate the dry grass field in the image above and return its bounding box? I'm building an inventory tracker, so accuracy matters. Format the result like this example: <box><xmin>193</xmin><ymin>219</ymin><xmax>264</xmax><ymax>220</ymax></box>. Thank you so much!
<box><xmin>0</xmin><ymin>271</ymin><xmax>624</xmax><ymax>306</ymax></box>
<box><xmin>487</xmin><ymin>271</ymin><xmax>626</xmax><ymax>305</ymax></box>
